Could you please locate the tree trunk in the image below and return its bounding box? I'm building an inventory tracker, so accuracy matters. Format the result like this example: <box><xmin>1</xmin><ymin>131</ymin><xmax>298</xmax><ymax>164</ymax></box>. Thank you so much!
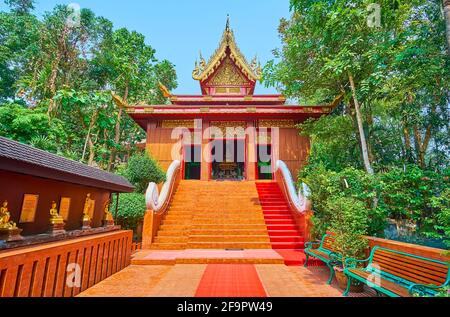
<box><xmin>413</xmin><ymin>125</ymin><xmax>425</xmax><ymax>169</ymax></box>
<box><xmin>402</xmin><ymin>121</ymin><xmax>413</xmax><ymax>162</ymax></box>
<box><xmin>443</xmin><ymin>0</ymin><xmax>450</xmax><ymax>55</ymax></box>
<box><xmin>348</xmin><ymin>72</ymin><xmax>374</xmax><ymax>175</ymax></box>
<box><xmin>108</xmin><ymin>85</ymin><xmax>128</xmax><ymax>171</ymax></box>
<box><xmin>81</xmin><ymin>110</ymin><xmax>98</xmax><ymax>164</ymax></box>
<box><xmin>47</xmin><ymin>26</ymin><xmax>69</xmax><ymax>116</ymax></box>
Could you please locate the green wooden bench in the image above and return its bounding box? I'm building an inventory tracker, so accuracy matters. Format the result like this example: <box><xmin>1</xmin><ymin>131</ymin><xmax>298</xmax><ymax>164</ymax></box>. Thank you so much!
<box><xmin>343</xmin><ymin>246</ymin><xmax>450</xmax><ymax>297</ymax></box>
<box><xmin>304</xmin><ymin>234</ymin><xmax>342</xmax><ymax>284</ymax></box>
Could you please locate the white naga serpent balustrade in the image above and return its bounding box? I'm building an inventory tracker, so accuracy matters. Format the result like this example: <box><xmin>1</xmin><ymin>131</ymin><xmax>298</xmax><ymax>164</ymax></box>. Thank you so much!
<box><xmin>145</xmin><ymin>160</ymin><xmax>181</xmax><ymax>213</ymax></box>
<box><xmin>275</xmin><ymin>160</ymin><xmax>312</xmax><ymax>214</ymax></box>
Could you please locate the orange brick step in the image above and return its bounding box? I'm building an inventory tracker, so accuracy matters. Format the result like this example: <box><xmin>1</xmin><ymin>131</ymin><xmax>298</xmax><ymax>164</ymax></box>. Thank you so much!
<box><xmin>149</xmin><ymin>180</ymin><xmax>272</xmax><ymax>250</ymax></box>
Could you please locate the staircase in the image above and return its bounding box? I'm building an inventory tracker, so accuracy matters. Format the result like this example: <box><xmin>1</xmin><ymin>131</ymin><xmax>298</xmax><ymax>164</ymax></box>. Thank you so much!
<box><xmin>255</xmin><ymin>182</ymin><xmax>305</xmax><ymax>250</ymax></box>
<box><xmin>151</xmin><ymin>181</ymin><xmax>272</xmax><ymax>250</ymax></box>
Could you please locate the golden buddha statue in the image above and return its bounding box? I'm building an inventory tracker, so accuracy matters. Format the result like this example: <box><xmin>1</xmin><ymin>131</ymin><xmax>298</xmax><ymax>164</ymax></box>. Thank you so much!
<box><xmin>0</xmin><ymin>200</ymin><xmax>17</xmax><ymax>230</ymax></box>
<box><xmin>103</xmin><ymin>200</ymin><xmax>114</xmax><ymax>221</ymax></box>
<box><xmin>83</xmin><ymin>193</ymin><xmax>92</xmax><ymax>222</ymax></box>
<box><xmin>102</xmin><ymin>199</ymin><xmax>115</xmax><ymax>227</ymax></box>
<box><xmin>49</xmin><ymin>201</ymin><xmax>64</xmax><ymax>225</ymax></box>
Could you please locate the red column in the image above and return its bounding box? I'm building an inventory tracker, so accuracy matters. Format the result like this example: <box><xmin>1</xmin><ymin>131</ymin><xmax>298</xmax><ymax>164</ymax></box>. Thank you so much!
<box><xmin>246</xmin><ymin>120</ymin><xmax>256</xmax><ymax>181</ymax></box>
<box><xmin>201</xmin><ymin>120</ymin><xmax>210</xmax><ymax>181</ymax></box>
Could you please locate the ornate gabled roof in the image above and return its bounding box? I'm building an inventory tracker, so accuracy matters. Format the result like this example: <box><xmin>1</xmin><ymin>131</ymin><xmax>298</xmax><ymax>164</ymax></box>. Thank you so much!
<box><xmin>192</xmin><ymin>17</ymin><xmax>262</xmax><ymax>83</ymax></box>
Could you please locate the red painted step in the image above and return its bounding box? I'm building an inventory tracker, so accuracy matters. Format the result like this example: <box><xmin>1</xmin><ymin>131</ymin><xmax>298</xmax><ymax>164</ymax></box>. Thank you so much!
<box><xmin>256</xmin><ymin>182</ymin><xmax>311</xmax><ymax>265</ymax></box>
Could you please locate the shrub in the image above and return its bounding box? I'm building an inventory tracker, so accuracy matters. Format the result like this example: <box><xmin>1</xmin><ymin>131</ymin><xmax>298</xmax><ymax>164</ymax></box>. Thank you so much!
<box><xmin>113</xmin><ymin>192</ymin><xmax>146</xmax><ymax>232</ymax></box>
<box><xmin>327</xmin><ymin>196</ymin><xmax>369</xmax><ymax>261</ymax></box>
<box><xmin>124</xmin><ymin>151</ymin><xmax>166</xmax><ymax>193</ymax></box>
<box><xmin>301</xmin><ymin>164</ymin><xmax>387</xmax><ymax>239</ymax></box>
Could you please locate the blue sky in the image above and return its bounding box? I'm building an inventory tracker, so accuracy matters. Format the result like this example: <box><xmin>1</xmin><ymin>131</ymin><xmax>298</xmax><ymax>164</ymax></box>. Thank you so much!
<box><xmin>1</xmin><ymin>0</ymin><xmax>291</xmax><ymax>94</ymax></box>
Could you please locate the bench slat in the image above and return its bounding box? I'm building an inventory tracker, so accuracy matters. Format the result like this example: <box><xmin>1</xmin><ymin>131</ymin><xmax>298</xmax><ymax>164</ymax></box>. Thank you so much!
<box><xmin>372</xmin><ymin>258</ymin><xmax>445</xmax><ymax>286</ymax></box>
<box><xmin>375</xmin><ymin>249</ymin><xmax>448</xmax><ymax>272</ymax></box>
<box><xmin>348</xmin><ymin>269</ymin><xmax>412</xmax><ymax>297</ymax></box>
<box><xmin>373</xmin><ymin>255</ymin><xmax>447</xmax><ymax>281</ymax></box>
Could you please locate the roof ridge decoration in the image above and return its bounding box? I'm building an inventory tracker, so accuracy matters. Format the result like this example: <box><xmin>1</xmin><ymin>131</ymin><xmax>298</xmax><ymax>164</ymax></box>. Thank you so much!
<box><xmin>192</xmin><ymin>16</ymin><xmax>262</xmax><ymax>83</ymax></box>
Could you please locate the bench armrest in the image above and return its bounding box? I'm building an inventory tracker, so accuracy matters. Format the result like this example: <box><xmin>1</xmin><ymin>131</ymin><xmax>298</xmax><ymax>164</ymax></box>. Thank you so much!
<box><xmin>305</xmin><ymin>241</ymin><xmax>320</xmax><ymax>249</ymax></box>
<box><xmin>408</xmin><ymin>283</ymin><xmax>445</xmax><ymax>297</ymax></box>
<box><xmin>344</xmin><ymin>256</ymin><xmax>371</xmax><ymax>269</ymax></box>
<box><xmin>329</xmin><ymin>252</ymin><xmax>342</xmax><ymax>263</ymax></box>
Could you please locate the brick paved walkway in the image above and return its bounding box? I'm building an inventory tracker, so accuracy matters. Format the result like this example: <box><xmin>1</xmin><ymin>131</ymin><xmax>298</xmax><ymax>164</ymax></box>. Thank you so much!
<box><xmin>78</xmin><ymin>264</ymin><xmax>375</xmax><ymax>297</ymax></box>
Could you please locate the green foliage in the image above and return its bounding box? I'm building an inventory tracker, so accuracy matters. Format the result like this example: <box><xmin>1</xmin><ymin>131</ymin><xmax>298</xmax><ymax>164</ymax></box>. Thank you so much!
<box><xmin>5</xmin><ymin>0</ymin><xmax>35</xmax><ymax>14</ymax></box>
<box><xmin>0</xmin><ymin>3</ymin><xmax>177</xmax><ymax>171</ymax></box>
<box><xmin>302</xmin><ymin>164</ymin><xmax>387</xmax><ymax>239</ymax></box>
<box><xmin>429</xmin><ymin>189</ymin><xmax>450</xmax><ymax>247</ymax></box>
<box><xmin>301</xmin><ymin>162</ymin><xmax>449</xmax><ymax>246</ymax></box>
<box><xmin>267</xmin><ymin>0</ymin><xmax>449</xmax><ymax>247</ymax></box>
<box><xmin>265</xmin><ymin>0</ymin><xmax>449</xmax><ymax>171</ymax></box>
<box><xmin>113</xmin><ymin>192</ymin><xmax>146</xmax><ymax>231</ymax></box>
<box><xmin>123</xmin><ymin>152</ymin><xmax>166</xmax><ymax>193</ymax></box>
<box><xmin>0</xmin><ymin>103</ymin><xmax>66</xmax><ymax>153</ymax></box>
<box><xmin>328</xmin><ymin>196</ymin><xmax>369</xmax><ymax>261</ymax></box>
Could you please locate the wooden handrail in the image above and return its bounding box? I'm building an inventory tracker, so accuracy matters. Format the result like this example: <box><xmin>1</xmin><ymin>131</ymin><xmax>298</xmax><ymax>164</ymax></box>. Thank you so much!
<box><xmin>142</xmin><ymin>160</ymin><xmax>182</xmax><ymax>248</ymax></box>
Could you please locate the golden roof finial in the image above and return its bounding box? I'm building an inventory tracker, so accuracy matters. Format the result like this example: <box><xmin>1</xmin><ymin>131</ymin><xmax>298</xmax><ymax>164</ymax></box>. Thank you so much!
<box><xmin>111</xmin><ymin>91</ymin><xmax>129</xmax><ymax>108</ymax></box>
<box><xmin>226</xmin><ymin>14</ymin><xmax>230</xmax><ymax>31</ymax></box>
<box><xmin>158</xmin><ymin>82</ymin><xmax>172</xmax><ymax>98</ymax></box>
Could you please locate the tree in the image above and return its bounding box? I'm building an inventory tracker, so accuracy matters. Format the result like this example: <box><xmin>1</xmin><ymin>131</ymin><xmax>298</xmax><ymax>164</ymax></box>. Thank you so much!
<box><xmin>121</xmin><ymin>151</ymin><xmax>166</xmax><ymax>193</ymax></box>
<box><xmin>1</xmin><ymin>3</ymin><xmax>177</xmax><ymax>171</ymax></box>
<box><xmin>92</xmin><ymin>28</ymin><xmax>177</xmax><ymax>171</ymax></box>
<box><xmin>265</xmin><ymin>0</ymin><xmax>449</xmax><ymax>172</ymax></box>
<box><xmin>0</xmin><ymin>7</ymin><xmax>39</xmax><ymax>101</ymax></box>
<box><xmin>444</xmin><ymin>0</ymin><xmax>450</xmax><ymax>54</ymax></box>
<box><xmin>5</xmin><ymin>0</ymin><xmax>34</xmax><ymax>15</ymax></box>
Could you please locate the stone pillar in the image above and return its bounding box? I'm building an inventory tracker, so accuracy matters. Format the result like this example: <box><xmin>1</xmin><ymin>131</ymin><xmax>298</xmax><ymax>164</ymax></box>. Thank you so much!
<box><xmin>246</xmin><ymin>120</ymin><xmax>257</xmax><ymax>181</ymax></box>
<box><xmin>201</xmin><ymin>119</ymin><xmax>210</xmax><ymax>181</ymax></box>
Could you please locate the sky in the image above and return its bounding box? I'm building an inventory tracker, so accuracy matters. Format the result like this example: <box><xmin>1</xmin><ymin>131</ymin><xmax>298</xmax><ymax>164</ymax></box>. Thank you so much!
<box><xmin>0</xmin><ymin>0</ymin><xmax>291</xmax><ymax>95</ymax></box>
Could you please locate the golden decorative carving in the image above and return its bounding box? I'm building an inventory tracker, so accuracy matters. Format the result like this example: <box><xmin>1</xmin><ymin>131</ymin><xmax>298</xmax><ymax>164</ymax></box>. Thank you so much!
<box><xmin>257</xmin><ymin>134</ymin><xmax>272</xmax><ymax>144</ymax></box>
<box><xmin>0</xmin><ymin>200</ymin><xmax>17</xmax><ymax>230</ymax></box>
<box><xmin>200</xmin><ymin>107</ymin><xmax>210</xmax><ymax>113</ymax></box>
<box><xmin>158</xmin><ymin>82</ymin><xmax>171</xmax><ymax>98</ymax></box>
<box><xmin>259</xmin><ymin>120</ymin><xmax>296</xmax><ymax>128</ymax></box>
<box><xmin>247</xmin><ymin>107</ymin><xmax>257</xmax><ymax>113</ymax></box>
<box><xmin>111</xmin><ymin>92</ymin><xmax>129</xmax><ymax>108</ymax></box>
<box><xmin>208</xmin><ymin>57</ymin><xmax>249</xmax><ymax>86</ymax></box>
<box><xmin>192</xmin><ymin>17</ymin><xmax>261</xmax><ymax>82</ymax></box>
<box><xmin>49</xmin><ymin>201</ymin><xmax>64</xmax><ymax>225</ymax></box>
<box><xmin>210</xmin><ymin>121</ymin><xmax>246</xmax><ymax>138</ymax></box>
<box><xmin>144</xmin><ymin>107</ymin><xmax>154</xmax><ymax>113</ymax></box>
<box><xmin>162</xmin><ymin>120</ymin><xmax>195</xmax><ymax>129</ymax></box>
<box><xmin>215</xmin><ymin>87</ymin><xmax>227</xmax><ymax>94</ymax></box>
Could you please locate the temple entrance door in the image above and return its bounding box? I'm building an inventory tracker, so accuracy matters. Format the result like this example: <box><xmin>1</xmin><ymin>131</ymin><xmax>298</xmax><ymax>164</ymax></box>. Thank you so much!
<box><xmin>183</xmin><ymin>145</ymin><xmax>201</xmax><ymax>180</ymax></box>
<box><xmin>211</xmin><ymin>139</ymin><xmax>246</xmax><ymax>181</ymax></box>
<box><xmin>257</xmin><ymin>144</ymin><xmax>273</xmax><ymax>180</ymax></box>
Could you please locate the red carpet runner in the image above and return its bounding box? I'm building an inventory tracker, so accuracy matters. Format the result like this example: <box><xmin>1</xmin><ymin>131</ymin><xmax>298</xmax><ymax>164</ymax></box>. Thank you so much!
<box><xmin>195</xmin><ymin>264</ymin><xmax>267</xmax><ymax>297</ymax></box>
<box><xmin>256</xmin><ymin>182</ymin><xmax>322</xmax><ymax>266</ymax></box>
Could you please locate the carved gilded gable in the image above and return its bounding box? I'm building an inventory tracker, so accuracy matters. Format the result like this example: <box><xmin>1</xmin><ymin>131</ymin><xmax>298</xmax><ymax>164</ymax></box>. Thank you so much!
<box><xmin>207</xmin><ymin>57</ymin><xmax>249</xmax><ymax>87</ymax></box>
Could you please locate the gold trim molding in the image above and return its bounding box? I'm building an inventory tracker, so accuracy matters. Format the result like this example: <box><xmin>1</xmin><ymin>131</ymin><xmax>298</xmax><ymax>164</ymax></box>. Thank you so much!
<box><xmin>259</xmin><ymin>120</ymin><xmax>296</xmax><ymax>128</ymax></box>
<box><xmin>162</xmin><ymin>120</ymin><xmax>195</xmax><ymax>129</ymax></box>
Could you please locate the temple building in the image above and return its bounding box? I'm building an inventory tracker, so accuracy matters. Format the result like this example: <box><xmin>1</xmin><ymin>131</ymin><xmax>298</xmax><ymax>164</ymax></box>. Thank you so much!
<box><xmin>121</xmin><ymin>19</ymin><xmax>333</xmax><ymax>181</ymax></box>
